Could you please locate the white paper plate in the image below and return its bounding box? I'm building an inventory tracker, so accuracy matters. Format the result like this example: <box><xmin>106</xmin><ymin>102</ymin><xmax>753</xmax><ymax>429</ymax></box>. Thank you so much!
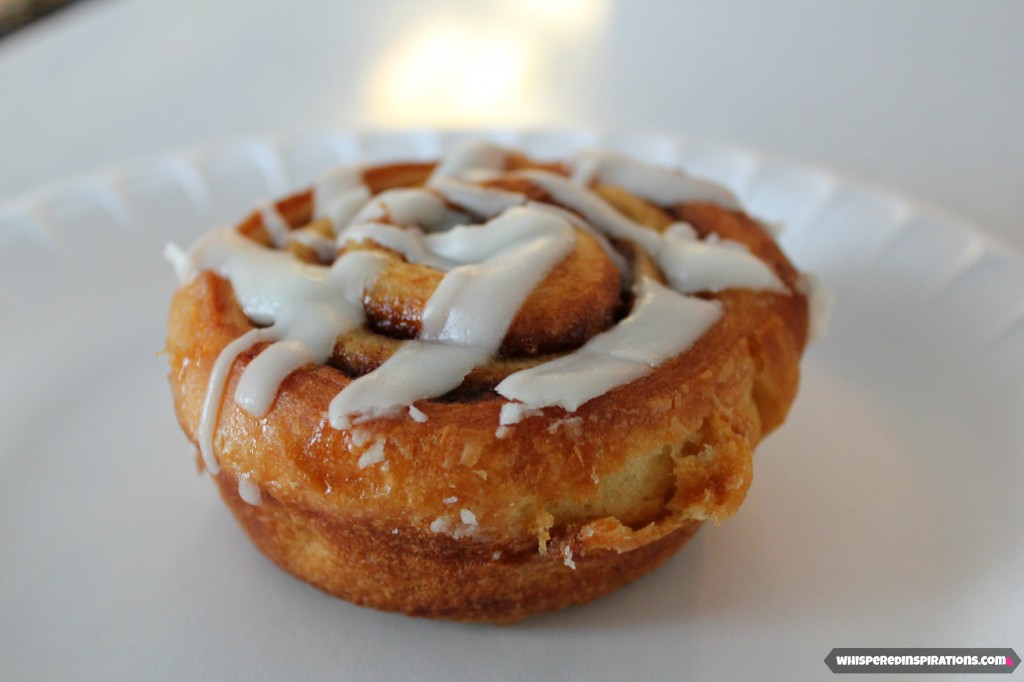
<box><xmin>1</xmin><ymin>130</ymin><xmax>1021</xmax><ymax>681</ymax></box>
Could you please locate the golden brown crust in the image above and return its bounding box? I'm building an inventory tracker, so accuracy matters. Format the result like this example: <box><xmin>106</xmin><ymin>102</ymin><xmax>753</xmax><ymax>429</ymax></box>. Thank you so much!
<box><xmin>166</xmin><ymin>152</ymin><xmax>809</xmax><ymax>622</ymax></box>
<box><xmin>218</xmin><ymin>471</ymin><xmax>702</xmax><ymax>623</ymax></box>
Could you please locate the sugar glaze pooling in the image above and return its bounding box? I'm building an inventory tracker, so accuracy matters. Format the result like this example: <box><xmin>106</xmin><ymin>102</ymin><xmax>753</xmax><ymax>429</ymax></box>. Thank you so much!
<box><xmin>167</xmin><ymin>140</ymin><xmax>791</xmax><ymax>498</ymax></box>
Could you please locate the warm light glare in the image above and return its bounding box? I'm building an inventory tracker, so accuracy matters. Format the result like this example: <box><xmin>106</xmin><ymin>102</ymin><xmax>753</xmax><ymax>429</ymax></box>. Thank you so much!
<box><xmin>362</xmin><ymin>21</ymin><xmax>539</xmax><ymax>126</ymax></box>
<box><xmin>499</xmin><ymin>0</ymin><xmax>610</xmax><ymax>38</ymax></box>
<box><xmin>358</xmin><ymin>1</ymin><xmax>611</xmax><ymax>127</ymax></box>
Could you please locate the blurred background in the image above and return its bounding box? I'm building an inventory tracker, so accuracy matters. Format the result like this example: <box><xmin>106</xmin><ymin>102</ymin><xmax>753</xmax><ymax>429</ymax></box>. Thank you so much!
<box><xmin>1</xmin><ymin>0</ymin><xmax>1022</xmax><ymax>248</ymax></box>
<box><xmin>0</xmin><ymin>0</ymin><xmax>78</xmax><ymax>38</ymax></box>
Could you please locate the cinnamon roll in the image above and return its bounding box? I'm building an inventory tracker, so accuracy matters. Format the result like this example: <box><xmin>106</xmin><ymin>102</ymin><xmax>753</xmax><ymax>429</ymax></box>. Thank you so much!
<box><xmin>165</xmin><ymin>140</ymin><xmax>811</xmax><ymax>622</ymax></box>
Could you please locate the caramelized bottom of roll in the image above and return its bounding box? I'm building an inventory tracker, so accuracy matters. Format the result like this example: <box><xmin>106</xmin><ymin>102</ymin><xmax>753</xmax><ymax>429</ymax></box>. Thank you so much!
<box><xmin>218</xmin><ymin>473</ymin><xmax>702</xmax><ymax>623</ymax></box>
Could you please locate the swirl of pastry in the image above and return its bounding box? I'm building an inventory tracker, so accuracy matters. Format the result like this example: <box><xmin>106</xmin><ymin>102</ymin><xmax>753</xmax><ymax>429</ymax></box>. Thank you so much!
<box><xmin>165</xmin><ymin>141</ymin><xmax>811</xmax><ymax>622</ymax></box>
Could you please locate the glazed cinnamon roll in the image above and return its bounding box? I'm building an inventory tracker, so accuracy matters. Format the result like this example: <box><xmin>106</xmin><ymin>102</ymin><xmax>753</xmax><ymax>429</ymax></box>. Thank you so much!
<box><xmin>165</xmin><ymin>141</ymin><xmax>811</xmax><ymax>622</ymax></box>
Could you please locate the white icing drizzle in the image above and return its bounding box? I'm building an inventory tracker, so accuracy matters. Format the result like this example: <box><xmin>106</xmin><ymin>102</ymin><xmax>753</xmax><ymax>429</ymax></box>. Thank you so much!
<box><xmin>664</xmin><ymin>221</ymin><xmax>698</xmax><ymax>240</ymax></box>
<box><xmin>259</xmin><ymin>197</ymin><xmax>343</xmax><ymax>259</ymax></box>
<box><xmin>178</xmin><ymin>228</ymin><xmax>387</xmax><ymax>470</ymax></box>
<box><xmin>659</xmin><ymin>224</ymin><xmax>787</xmax><ymax>294</ymax></box>
<box><xmin>313</xmin><ymin>165</ymin><xmax>368</xmax><ymax>230</ymax></box>
<box><xmin>496</xmin><ymin>278</ymin><xmax>722</xmax><ymax>420</ymax></box>
<box><xmin>340</xmin><ymin>223</ymin><xmax>447</xmax><ymax>269</ymax></box>
<box><xmin>522</xmin><ymin>201</ymin><xmax>629</xmax><ymax>275</ymax></box>
<box><xmin>517</xmin><ymin>169</ymin><xmax>664</xmax><ymax>254</ymax></box>
<box><xmin>571</xmin><ymin>149</ymin><xmax>741</xmax><ymax>210</ymax></box>
<box><xmin>453</xmin><ymin>509</ymin><xmax>479</xmax><ymax>538</ymax></box>
<box><xmin>357</xmin><ymin>440</ymin><xmax>386</xmax><ymax>469</ymax></box>
<box><xmin>329</xmin><ymin>341</ymin><xmax>489</xmax><ymax>429</ymax></box>
<box><xmin>583</xmin><ymin>278</ymin><xmax>723</xmax><ymax>364</ymax></box>
<box><xmin>288</xmin><ymin>230</ymin><xmax>339</xmax><ymax>262</ymax></box>
<box><xmin>163</xmin><ymin>242</ymin><xmax>193</xmax><ymax>283</ymax></box>
<box><xmin>428</xmin><ymin>140</ymin><xmax>507</xmax><ymax>181</ymax></box>
<box><xmin>234</xmin><ymin>340</ymin><xmax>315</xmax><ymax>416</ymax></box>
<box><xmin>313</xmin><ymin>165</ymin><xmax>363</xmax><ymax>203</ymax></box>
<box><xmin>237</xmin><ymin>473</ymin><xmax>262</xmax><ymax>506</ymax></box>
<box><xmin>499</xmin><ymin>403</ymin><xmax>542</xmax><ymax>427</ymax></box>
<box><xmin>419</xmin><ymin>210</ymin><xmax>573</xmax><ymax>347</ymax></box>
<box><xmin>380</xmin><ymin>174</ymin><xmax>629</xmax><ymax>275</ymax></box>
<box><xmin>348</xmin><ymin>188</ymin><xmax>467</xmax><ymax>232</ymax></box>
<box><xmin>322</xmin><ymin>189</ymin><xmax>372</xmax><ymax>233</ymax></box>
<box><xmin>428</xmin><ymin>510</ymin><xmax>481</xmax><ymax>539</ymax></box>
<box><xmin>197</xmin><ymin>327</ymin><xmax>270</xmax><ymax>474</ymax></box>
<box><xmin>515</xmin><ymin>171</ymin><xmax>782</xmax><ymax>293</ymax></box>
<box><xmin>258</xmin><ymin>203</ymin><xmax>291</xmax><ymax>248</ymax></box>
<box><xmin>329</xmin><ymin>207</ymin><xmax>575</xmax><ymax>427</ymax></box>
<box><xmin>349</xmin><ymin>428</ymin><xmax>370</xmax><ymax>447</ymax></box>
<box><xmin>562</xmin><ymin>545</ymin><xmax>576</xmax><ymax>570</ymax></box>
<box><xmin>169</xmin><ymin>140</ymin><xmax>797</xmax><ymax>475</ymax></box>
<box><xmin>431</xmin><ymin>177</ymin><xmax>524</xmax><ymax>218</ymax></box>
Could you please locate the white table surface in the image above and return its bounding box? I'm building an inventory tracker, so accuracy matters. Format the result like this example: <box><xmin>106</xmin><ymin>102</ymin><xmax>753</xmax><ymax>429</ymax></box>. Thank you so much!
<box><xmin>1</xmin><ymin>0</ymin><xmax>1022</xmax><ymax>250</ymax></box>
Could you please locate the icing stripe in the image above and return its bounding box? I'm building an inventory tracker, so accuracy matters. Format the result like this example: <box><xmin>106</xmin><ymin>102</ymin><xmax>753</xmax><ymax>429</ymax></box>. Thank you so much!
<box><xmin>495</xmin><ymin>278</ymin><xmax>722</xmax><ymax>419</ymax></box>
<box><xmin>571</xmin><ymin>150</ymin><xmax>741</xmax><ymax>210</ymax></box>
<box><xmin>197</xmin><ymin>327</ymin><xmax>270</xmax><ymax>474</ymax></box>
<box><xmin>517</xmin><ymin>169</ymin><xmax>664</xmax><ymax>254</ymax></box>
<box><xmin>431</xmin><ymin>177</ymin><xmax>524</xmax><ymax>218</ymax></box>
<box><xmin>428</xmin><ymin>140</ymin><xmax>507</xmax><ymax>181</ymax></box>
<box><xmin>313</xmin><ymin>165</ymin><xmax>369</xmax><ymax>231</ymax></box>
<box><xmin>258</xmin><ymin>203</ymin><xmax>291</xmax><ymax>248</ymax></box>
<box><xmin>659</xmin><ymin>225</ymin><xmax>787</xmax><ymax>294</ymax></box>
<box><xmin>348</xmin><ymin>188</ymin><xmax>467</xmax><ymax>231</ymax></box>
<box><xmin>183</xmin><ymin>231</ymin><xmax>387</xmax><ymax>471</ymax></box>
<box><xmin>329</xmin><ymin>342</ymin><xmax>490</xmax><ymax>429</ymax></box>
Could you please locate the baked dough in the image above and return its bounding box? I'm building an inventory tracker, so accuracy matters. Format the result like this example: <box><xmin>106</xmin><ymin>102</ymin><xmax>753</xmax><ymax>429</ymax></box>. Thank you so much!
<box><xmin>166</xmin><ymin>142</ymin><xmax>809</xmax><ymax>622</ymax></box>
